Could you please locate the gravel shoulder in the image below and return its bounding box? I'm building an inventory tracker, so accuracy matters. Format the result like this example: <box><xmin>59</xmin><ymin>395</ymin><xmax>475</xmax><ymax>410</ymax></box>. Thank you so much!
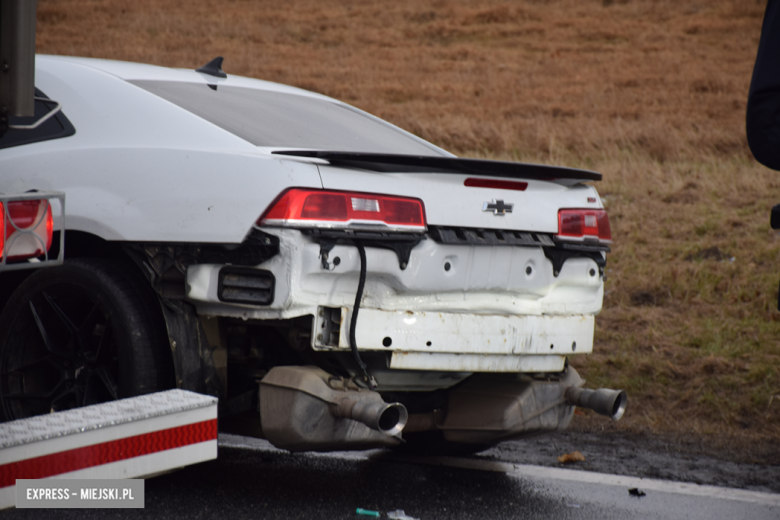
<box><xmin>475</xmin><ymin>424</ymin><xmax>780</xmax><ymax>495</ymax></box>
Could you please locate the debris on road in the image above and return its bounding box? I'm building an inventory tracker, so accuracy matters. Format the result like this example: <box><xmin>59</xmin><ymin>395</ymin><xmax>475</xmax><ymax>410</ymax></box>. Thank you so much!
<box><xmin>628</xmin><ymin>488</ymin><xmax>647</xmax><ymax>498</ymax></box>
<box><xmin>356</xmin><ymin>508</ymin><xmax>381</xmax><ymax>517</ymax></box>
<box><xmin>557</xmin><ymin>451</ymin><xmax>586</xmax><ymax>463</ymax></box>
<box><xmin>388</xmin><ymin>510</ymin><xmax>420</xmax><ymax>520</ymax></box>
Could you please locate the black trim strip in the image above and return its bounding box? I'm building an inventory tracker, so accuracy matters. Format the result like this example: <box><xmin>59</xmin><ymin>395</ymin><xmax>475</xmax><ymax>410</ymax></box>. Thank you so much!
<box><xmin>553</xmin><ymin>241</ymin><xmax>611</xmax><ymax>253</ymax></box>
<box><xmin>427</xmin><ymin>224</ymin><xmax>609</xmax><ymax>278</ymax></box>
<box><xmin>271</xmin><ymin>151</ymin><xmax>601</xmax><ymax>182</ymax></box>
<box><xmin>302</xmin><ymin>228</ymin><xmax>424</xmax><ymax>270</ymax></box>
<box><xmin>429</xmin><ymin>226</ymin><xmax>555</xmax><ymax>247</ymax></box>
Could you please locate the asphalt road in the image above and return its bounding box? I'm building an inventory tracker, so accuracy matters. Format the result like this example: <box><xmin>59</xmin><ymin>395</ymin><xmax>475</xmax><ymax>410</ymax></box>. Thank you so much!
<box><xmin>4</xmin><ymin>434</ymin><xmax>778</xmax><ymax>520</ymax></box>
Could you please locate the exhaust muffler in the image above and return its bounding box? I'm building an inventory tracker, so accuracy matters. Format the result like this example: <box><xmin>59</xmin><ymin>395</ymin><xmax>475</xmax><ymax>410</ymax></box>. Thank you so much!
<box><xmin>566</xmin><ymin>386</ymin><xmax>627</xmax><ymax>421</ymax></box>
<box><xmin>404</xmin><ymin>367</ymin><xmax>628</xmax><ymax>446</ymax></box>
<box><xmin>259</xmin><ymin>366</ymin><xmax>407</xmax><ymax>452</ymax></box>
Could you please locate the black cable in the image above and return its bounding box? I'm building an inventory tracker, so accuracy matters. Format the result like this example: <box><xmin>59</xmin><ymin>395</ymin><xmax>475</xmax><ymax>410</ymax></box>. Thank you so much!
<box><xmin>349</xmin><ymin>241</ymin><xmax>375</xmax><ymax>388</ymax></box>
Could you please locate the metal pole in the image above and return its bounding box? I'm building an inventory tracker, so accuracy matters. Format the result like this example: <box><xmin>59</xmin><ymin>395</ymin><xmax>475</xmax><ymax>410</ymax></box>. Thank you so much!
<box><xmin>0</xmin><ymin>0</ymin><xmax>38</xmax><ymax>123</ymax></box>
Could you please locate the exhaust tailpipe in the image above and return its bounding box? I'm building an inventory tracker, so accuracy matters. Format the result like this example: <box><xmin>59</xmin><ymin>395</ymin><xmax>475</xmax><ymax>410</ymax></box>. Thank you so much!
<box><xmin>566</xmin><ymin>387</ymin><xmax>627</xmax><ymax>421</ymax></box>
<box><xmin>335</xmin><ymin>399</ymin><xmax>408</xmax><ymax>436</ymax></box>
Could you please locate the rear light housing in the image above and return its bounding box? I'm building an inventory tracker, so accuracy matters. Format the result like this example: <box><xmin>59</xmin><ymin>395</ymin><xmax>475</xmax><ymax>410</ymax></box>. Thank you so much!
<box><xmin>259</xmin><ymin>189</ymin><xmax>427</xmax><ymax>232</ymax></box>
<box><xmin>1</xmin><ymin>199</ymin><xmax>54</xmax><ymax>261</ymax></box>
<box><xmin>557</xmin><ymin>208</ymin><xmax>611</xmax><ymax>244</ymax></box>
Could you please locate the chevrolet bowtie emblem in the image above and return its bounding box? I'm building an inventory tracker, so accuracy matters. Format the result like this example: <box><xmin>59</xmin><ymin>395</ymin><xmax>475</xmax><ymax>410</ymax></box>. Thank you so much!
<box><xmin>482</xmin><ymin>199</ymin><xmax>513</xmax><ymax>215</ymax></box>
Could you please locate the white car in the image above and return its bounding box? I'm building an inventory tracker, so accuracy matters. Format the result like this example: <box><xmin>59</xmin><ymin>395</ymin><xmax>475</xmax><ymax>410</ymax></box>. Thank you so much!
<box><xmin>0</xmin><ymin>55</ymin><xmax>625</xmax><ymax>453</ymax></box>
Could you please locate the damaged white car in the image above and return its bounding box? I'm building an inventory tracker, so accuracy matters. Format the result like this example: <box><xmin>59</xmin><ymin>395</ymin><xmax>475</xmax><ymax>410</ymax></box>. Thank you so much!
<box><xmin>0</xmin><ymin>55</ymin><xmax>625</xmax><ymax>453</ymax></box>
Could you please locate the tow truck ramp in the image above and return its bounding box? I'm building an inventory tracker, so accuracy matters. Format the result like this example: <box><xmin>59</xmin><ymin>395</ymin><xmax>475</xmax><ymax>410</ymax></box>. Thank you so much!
<box><xmin>0</xmin><ymin>389</ymin><xmax>217</xmax><ymax>509</ymax></box>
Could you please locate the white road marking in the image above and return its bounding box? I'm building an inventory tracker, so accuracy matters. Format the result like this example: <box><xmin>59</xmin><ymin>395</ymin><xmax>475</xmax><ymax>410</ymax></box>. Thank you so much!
<box><xmin>406</xmin><ymin>456</ymin><xmax>780</xmax><ymax>507</ymax></box>
<box><xmin>218</xmin><ymin>435</ymin><xmax>780</xmax><ymax>507</ymax></box>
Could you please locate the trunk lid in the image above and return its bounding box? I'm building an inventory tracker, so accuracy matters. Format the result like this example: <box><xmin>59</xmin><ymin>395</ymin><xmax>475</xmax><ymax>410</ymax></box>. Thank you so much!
<box><xmin>315</xmin><ymin>164</ymin><xmax>603</xmax><ymax>233</ymax></box>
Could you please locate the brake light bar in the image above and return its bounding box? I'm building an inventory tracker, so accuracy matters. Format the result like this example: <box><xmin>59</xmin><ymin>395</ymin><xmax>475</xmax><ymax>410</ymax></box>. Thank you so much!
<box><xmin>557</xmin><ymin>208</ymin><xmax>611</xmax><ymax>243</ymax></box>
<box><xmin>1</xmin><ymin>199</ymin><xmax>54</xmax><ymax>261</ymax></box>
<box><xmin>259</xmin><ymin>189</ymin><xmax>426</xmax><ymax>231</ymax></box>
<box><xmin>464</xmin><ymin>178</ymin><xmax>528</xmax><ymax>191</ymax></box>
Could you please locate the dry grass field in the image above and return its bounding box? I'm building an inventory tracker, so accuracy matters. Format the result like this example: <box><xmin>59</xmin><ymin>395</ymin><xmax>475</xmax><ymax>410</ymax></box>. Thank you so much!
<box><xmin>35</xmin><ymin>0</ymin><xmax>779</xmax><ymax>445</ymax></box>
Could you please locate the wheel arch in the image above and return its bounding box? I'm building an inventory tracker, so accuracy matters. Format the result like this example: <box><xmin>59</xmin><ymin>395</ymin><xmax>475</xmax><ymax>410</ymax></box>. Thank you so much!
<box><xmin>0</xmin><ymin>230</ymin><xmax>129</xmax><ymax>316</ymax></box>
<box><xmin>0</xmin><ymin>257</ymin><xmax>175</xmax><ymax>419</ymax></box>
<box><xmin>0</xmin><ymin>230</ymin><xmax>224</xmax><ymax>399</ymax></box>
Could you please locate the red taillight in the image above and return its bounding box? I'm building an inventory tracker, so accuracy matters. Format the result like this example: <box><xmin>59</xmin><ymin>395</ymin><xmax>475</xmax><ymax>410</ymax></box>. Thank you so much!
<box><xmin>259</xmin><ymin>189</ymin><xmax>427</xmax><ymax>231</ymax></box>
<box><xmin>1</xmin><ymin>200</ymin><xmax>54</xmax><ymax>261</ymax></box>
<box><xmin>557</xmin><ymin>208</ymin><xmax>611</xmax><ymax>243</ymax></box>
<box><xmin>464</xmin><ymin>178</ymin><xmax>528</xmax><ymax>191</ymax></box>
<box><xmin>301</xmin><ymin>193</ymin><xmax>348</xmax><ymax>220</ymax></box>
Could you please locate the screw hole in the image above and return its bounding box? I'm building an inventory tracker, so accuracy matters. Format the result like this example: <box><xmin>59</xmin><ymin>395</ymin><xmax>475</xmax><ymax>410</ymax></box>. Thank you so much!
<box><xmin>426</xmin><ymin>341</ymin><xmax>432</xmax><ymax>346</ymax></box>
<box><xmin>444</xmin><ymin>262</ymin><xmax>451</xmax><ymax>272</ymax></box>
<box><xmin>589</xmin><ymin>268</ymin><xmax>596</xmax><ymax>276</ymax></box>
<box><xmin>382</xmin><ymin>337</ymin><xmax>392</xmax><ymax>347</ymax></box>
<box><xmin>550</xmin><ymin>344</ymin><xmax>554</xmax><ymax>350</ymax></box>
<box><xmin>526</xmin><ymin>266</ymin><xmax>533</xmax><ymax>275</ymax></box>
<box><xmin>333</xmin><ymin>257</ymin><xmax>341</xmax><ymax>266</ymax></box>
<box><xmin>572</xmin><ymin>341</ymin><xmax>577</xmax><ymax>351</ymax></box>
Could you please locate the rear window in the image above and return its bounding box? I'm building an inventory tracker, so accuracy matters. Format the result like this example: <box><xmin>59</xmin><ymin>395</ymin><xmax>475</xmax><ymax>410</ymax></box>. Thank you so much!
<box><xmin>130</xmin><ymin>80</ymin><xmax>443</xmax><ymax>156</ymax></box>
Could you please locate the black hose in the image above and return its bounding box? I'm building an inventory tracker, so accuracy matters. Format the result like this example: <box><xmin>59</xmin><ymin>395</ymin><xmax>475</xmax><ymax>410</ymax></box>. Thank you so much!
<box><xmin>349</xmin><ymin>242</ymin><xmax>375</xmax><ymax>388</ymax></box>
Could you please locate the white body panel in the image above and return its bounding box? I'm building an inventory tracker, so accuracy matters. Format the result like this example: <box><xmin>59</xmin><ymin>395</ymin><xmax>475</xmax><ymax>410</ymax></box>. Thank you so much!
<box><xmin>330</xmin><ymin>309</ymin><xmax>593</xmax><ymax>355</ymax></box>
<box><xmin>306</xmin><ymin>307</ymin><xmax>592</xmax><ymax>372</ymax></box>
<box><xmin>389</xmin><ymin>353</ymin><xmax>568</xmax><ymax>372</ymax></box>
<box><xmin>187</xmin><ymin>228</ymin><xmax>602</xmax><ymax>374</ymax></box>
<box><xmin>0</xmin><ymin>56</ymin><xmax>323</xmax><ymax>243</ymax></box>
<box><xmin>188</xmin><ymin>229</ymin><xmax>604</xmax><ymax>319</ymax></box>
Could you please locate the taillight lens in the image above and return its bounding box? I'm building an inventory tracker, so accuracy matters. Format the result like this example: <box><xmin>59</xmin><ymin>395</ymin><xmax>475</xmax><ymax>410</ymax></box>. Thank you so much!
<box><xmin>1</xmin><ymin>200</ymin><xmax>54</xmax><ymax>261</ymax></box>
<box><xmin>259</xmin><ymin>189</ymin><xmax>426</xmax><ymax>231</ymax></box>
<box><xmin>557</xmin><ymin>208</ymin><xmax>611</xmax><ymax>243</ymax></box>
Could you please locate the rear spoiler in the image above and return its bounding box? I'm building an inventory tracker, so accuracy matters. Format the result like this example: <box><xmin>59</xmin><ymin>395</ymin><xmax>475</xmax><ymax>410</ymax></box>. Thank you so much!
<box><xmin>272</xmin><ymin>150</ymin><xmax>601</xmax><ymax>182</ymax></box>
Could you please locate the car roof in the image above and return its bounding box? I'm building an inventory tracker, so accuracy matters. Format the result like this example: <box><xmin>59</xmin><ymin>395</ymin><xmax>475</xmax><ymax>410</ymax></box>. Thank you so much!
<box><xmin>38</xmin><ymin>55</ymin><xmax>333</xmax><ymax>101</ymax></box>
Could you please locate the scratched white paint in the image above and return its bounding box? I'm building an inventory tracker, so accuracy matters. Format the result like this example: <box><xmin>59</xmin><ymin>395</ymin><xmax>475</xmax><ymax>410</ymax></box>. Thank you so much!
<box><xmin>388</xmin><ymin>352</ymin><xmax>567</xmax><ymax>372</ymax></box>
<box><xmin>329</xmin><ymin>308</ymin><xmax>593</xmax><ymax>356</ymax></box>
<box><xmin>188</xmin><ymin>229</ymin><xmax>605</xmax><ymax>319</ymax></box>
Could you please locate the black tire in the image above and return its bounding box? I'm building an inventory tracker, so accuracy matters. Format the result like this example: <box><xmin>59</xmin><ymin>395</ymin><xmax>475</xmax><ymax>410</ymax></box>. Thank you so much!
<box><xmin>395</xmin><ymin>431</ymin><xmax>495</xmax><ymax>456</ymax></box>
<box><xmin>0</xmin><ymin>259</ymin><xmax>173</xmax><ymax>421</ymax></box>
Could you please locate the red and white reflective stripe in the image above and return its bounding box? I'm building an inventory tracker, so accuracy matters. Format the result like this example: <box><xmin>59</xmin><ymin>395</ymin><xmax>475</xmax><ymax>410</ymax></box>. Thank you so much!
<box><xmin>1</xmin><ymin>199</ymin><xmax>54</xmax><ymax>261</ymax></box>
<box><xmin>0</xmin><ymin>390</ymin><xmax>217</xmax><ymax>511</ymax></box>
<box><xmin>0</xmin><ymin>419</ymin><xmax>216</xmax><ymax>488</ymax></box>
